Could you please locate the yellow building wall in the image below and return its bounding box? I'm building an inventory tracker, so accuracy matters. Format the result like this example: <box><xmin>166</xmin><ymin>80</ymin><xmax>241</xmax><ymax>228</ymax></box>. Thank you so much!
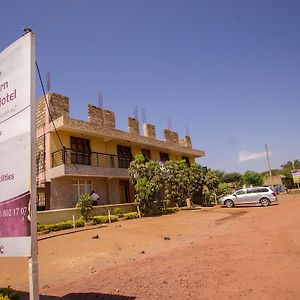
<box><xmin>151</xmin><ymin>149</ymin><xmax>160</xmax><ymax>161</ymax></box>
<box><xmin>49</xmin><ymin>131</ymin><xmax>70</xmax><ymax>153</ymax></box>
<box><xmin>131</xmin><ymin>145</ymin><xmax>141</xmax><ymax>156</ymax></box>
<box><xmin>48</xmin><ymin>129</ymin><xmax>198</xmax><ymax>164</ymax></box>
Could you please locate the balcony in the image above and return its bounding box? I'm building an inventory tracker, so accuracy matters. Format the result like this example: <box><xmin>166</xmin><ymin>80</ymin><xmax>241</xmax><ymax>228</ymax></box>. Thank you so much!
<box><xmin>49</xmin><ymin>148</ymin><xmax>132</xmax><ymax>179</ymax></box>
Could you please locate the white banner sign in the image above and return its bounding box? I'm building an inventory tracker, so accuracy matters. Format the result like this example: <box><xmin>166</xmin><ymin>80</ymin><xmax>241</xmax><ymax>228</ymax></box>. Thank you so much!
<box><xmin>0</xmin><ymin>33</ymin><xmax>35</xmax><ymax>257</ymax></box>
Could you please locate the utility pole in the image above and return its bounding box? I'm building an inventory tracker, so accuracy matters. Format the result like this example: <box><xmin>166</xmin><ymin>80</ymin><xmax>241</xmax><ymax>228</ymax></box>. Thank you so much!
<box><xmin>265</xmin><ymin>143</ymin><xmax>274</xmax><ymax>189</ymax></box>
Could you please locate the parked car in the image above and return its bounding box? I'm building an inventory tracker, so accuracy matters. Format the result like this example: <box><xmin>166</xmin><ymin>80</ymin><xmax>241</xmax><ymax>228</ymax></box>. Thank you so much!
<box><xmin>218</xmin><ymin>187</ymin><xmax>278</xmax><ymax>208</ymax></box>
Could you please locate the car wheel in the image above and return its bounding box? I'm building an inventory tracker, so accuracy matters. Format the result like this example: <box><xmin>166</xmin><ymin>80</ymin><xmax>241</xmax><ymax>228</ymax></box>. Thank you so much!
<box><xmin>260</xmin><ymin>198</ymin><xmax>270</xmax><ymax>207</ymax></box>
<box><xmin>224</xmin><ymin>200</ymin><xmax>234</xmax><ymax>208</ymax></box>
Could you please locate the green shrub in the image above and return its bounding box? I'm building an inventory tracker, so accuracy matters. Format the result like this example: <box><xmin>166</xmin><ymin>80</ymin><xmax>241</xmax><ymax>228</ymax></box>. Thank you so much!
<box><xmin>163</xmin><ymin>207</ymin><xmax>179</xmax><ymax>214</ymax></box>
<box><xmin>123</xmin><ymin>212</ymin><xmax>139</xmax><ymax>219</ymax></box>
<box><xmin>91</xmin><ymin>215</ymin><xmax>118</xmax><ymax>224</ymax></box>
<box><xmin>0</xmin><ymin>286</ymin><xmax>19</xmax><ymax>300</ymax></box>
<box><xmin>37</xmin><ymin>219</ymin><xmax>84</xmax><ymax>233</ymax></box>
<box><xmin>76</xmin><ymin>194</ymin><xmax>93</xmax><ymax>220</ymax></box>
<box><xmin>113</xmin><ymin>207</ymin><xmax>124</xmax><ymax>217</ymax></box>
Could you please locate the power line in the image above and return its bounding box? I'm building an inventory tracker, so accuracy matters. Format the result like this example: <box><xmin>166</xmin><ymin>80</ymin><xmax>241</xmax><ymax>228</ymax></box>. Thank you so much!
<box><xmin>36</xmin><ymin>60</ymin><xmax>78</xmax><ymax>170</ymax></box>
<box><xmin>28</xmin><ymin>0</ymin><xmax>56</xmax><ymax>28</ymax></box>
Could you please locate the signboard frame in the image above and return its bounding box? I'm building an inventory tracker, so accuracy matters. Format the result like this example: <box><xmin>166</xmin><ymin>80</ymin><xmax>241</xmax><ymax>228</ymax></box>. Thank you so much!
<box><xmin>0</xmin><ymin>31</ymin><xmax>39</xmax><ymax>299</ymax></box>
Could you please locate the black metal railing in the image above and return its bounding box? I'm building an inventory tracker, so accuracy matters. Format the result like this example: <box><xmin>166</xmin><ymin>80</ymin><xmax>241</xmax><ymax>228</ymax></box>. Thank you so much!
<box><xmin>51</xmin><ymin>148</ymin><xmax>132</xmax><ymax>169</ymax></box>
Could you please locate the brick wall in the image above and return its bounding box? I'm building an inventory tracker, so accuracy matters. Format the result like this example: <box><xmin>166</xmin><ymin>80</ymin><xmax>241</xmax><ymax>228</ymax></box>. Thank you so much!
<box><xmin>143</xmin><ymin>123</ymin><xmax>156</xmax><ymax>138</ymax></box>
<box><xmin>49</xmin><ymin>93</ymin><xmax>69</xmax><ymax>120</ymax></box>
<box><xmin>36</xmin><ymin>99</ymin><xmax>46</xmax><ymax>129</ymax></box>
<box><xmin>179</xmin><ymin>136</ymin><xmax>192</xmax><ymax>148</ymax></box>
<box><xmin>164</xmin><ymin>129</ymin><xmax>179</xmax><ymax>144</ymax></box>
<box><xmin>36</xmin><ymin>135</ymin><xmax>45</xmax><ymax>174</ymax></box>
<box><xmin>88</xmin><ymin>104</ymin><xmax>104</xmax><ymax>126</ymax></box>
<box><xmin>103</xmin><ymin>109</ymin><xmax>115</xmax><ymax>129</ymax></box>
<box><xmin>128</xmin><ymin>117</ymin><xmax>140</xmax><ymax>135</ymax></box>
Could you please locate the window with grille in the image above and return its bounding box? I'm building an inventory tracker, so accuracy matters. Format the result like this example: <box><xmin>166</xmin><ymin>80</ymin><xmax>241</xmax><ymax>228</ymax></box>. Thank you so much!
<box><xmin>141</xmin><ymin>149</ymin><xmax>151</xmax><ymax>161</ymax></box>
<box><xmin>70</xmin><ymin>137</ymin><xmax>91</xmax><ymax>165</ymax></box>
<box><xmin>159</xmin><ymin>152</ymin><xmax>169</xmax><ymax>162</ymax></box>
<box><xmin>117</xmin><ymin>145</ymin><xmax>133</xmax><ymax>168</ymax></box>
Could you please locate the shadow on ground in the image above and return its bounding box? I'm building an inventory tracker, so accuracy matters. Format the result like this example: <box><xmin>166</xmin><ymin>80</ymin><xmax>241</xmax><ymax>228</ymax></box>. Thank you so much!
<box><xmin>20</xmin><ymin>292</ymin><xmax>136</xmax><ymax>300</ymax></box>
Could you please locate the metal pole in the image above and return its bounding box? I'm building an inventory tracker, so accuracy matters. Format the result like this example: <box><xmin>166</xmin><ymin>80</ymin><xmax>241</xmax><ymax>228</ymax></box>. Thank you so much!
<box><xmin>265</xmin><ymin>144</ymin><xmax>273</xmax><ymax>190</ymax></box>
<box><xmin>29</xmin><ymin>31</ymin><xmax>39</xmax><ymax>300</ymax></box>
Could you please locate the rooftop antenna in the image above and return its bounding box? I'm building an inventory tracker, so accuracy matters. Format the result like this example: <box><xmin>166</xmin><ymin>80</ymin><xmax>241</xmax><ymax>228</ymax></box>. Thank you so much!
<box><xmin>133</xmin><ymin>104</ymin><xmax>138</xmax><ymax>120</ymax></box>
<box><xmin>167</xmin><ymin>118</ymin><xmax>172</xmax><ymax>131</ymax></box>
<box><xmin>98</xmin><ymin>91</ymin><xmax>103</xmax><ymax>108</ymax></box>
<box><xmin>46</xmin><ymin>72</ymin><xmax>51</xmax><ymax>92</ymax></box>
<box><xmin>141</xmin><ymin>109</ymin><xmax>147</xmax><ymax>124</ymax></box>
<box><xmin>185</xmin><ymin>125</ymin><xmax>190</xmax><ymax>137</ymax></box>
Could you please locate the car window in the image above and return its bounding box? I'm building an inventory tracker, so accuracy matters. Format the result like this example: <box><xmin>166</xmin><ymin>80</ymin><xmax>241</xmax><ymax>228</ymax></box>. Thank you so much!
<box><xmin>250</xmin><ymin>188</ymin><xmax>260</xmax><ymax>193</ymax></box>
<box><xmin>259</xmin><ymin>188</ymin><xmax>269</xmax><ymax>192</ymax></box>
<box><xmin>235</xmin><ymin>190</ymin><xmax>246</xmax><ymax>195</ymax></box>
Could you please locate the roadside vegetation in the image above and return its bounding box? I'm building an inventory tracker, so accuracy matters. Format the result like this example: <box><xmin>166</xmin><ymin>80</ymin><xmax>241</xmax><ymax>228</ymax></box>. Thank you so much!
<box><xmin>128</xmin><ymin>154</ymin><xmax>221</xmax><ymax>213</ymax></box>
<box><xmin>0</xmin><ymin>286</ymin><xmax>19</xmax><ymax>300</ymax></box>
<box><xmin>37</xmin><ymin>157</ymin><xmax>300</xmax><ymax>234</ymax></box>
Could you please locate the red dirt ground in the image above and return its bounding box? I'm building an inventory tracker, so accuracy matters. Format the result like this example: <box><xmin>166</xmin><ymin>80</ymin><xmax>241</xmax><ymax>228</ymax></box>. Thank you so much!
<box><xmin>1</xmin><ymin>193</ymin><xmax>300</xmax><ymax>299</ymax></box>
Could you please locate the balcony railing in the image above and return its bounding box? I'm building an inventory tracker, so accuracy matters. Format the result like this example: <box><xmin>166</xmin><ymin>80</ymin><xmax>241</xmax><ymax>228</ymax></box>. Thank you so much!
<box><xmin>51</xmin><ymin>148</ymin><xmax>132</xmax><ymax>169</ymax></box>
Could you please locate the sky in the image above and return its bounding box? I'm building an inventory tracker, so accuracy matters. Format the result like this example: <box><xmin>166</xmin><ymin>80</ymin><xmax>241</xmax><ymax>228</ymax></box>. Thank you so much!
<box><xmin>1</xmin><ymin>0</ymin><xmax>300</xmax><ymax>174</ymax></box>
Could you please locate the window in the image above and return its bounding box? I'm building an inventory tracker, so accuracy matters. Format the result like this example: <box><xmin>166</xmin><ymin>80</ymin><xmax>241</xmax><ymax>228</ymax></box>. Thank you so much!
<box><xmin>182</xmin><ymin>156</ymin><xmax>190</xmax><ymax>166</ymax></box>
<box><xmin>235</xmin><ymin>190</ymin><xmax>246</xmax><ymax>195</ymax></box>
<box><xmin>141</xmin><ymin>149</ymin><xmax>151</xmax><ymax>161</ymax></box>
<box><xmin>70</xmin><ymin>137</ymin><xmax>91</xmax><ymax>165</ymax></box>
<box><xmin>37</xmin><ymin>193</ymin><xmax>46</xmax><ymax>211</ymax></box>
<box><xmin>117</xmin><ymin>145</ymin><xmax>133</xmax><ymax>168</ymax></box>
<box><xmin>159</xmin><ymin>152</ymin><xmax>169</xmax><ymax>162</ymax></box>
<box><xmin>72</xmin><ymin>179</ymin><xmax>93</xmax><ymax>199</ymax></box>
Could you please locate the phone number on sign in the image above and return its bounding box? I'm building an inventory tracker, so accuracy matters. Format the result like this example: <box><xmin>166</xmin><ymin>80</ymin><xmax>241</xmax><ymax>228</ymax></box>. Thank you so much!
<box><xmin>0</xmin><ymin>207</ymin><xmax>28</xmax><ymax>218</ymax></box>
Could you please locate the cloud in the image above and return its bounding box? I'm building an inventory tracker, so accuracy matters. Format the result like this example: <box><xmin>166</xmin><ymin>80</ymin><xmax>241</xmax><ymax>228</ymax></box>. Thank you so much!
<box><xmin>238</xmin><ymin>151</ymin><xmax>270</xmax><ymax>163</ymax></box>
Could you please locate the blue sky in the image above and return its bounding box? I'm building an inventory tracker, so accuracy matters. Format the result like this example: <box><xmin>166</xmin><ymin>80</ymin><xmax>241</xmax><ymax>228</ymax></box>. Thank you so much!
<box><xmin>1</xmin><ymin>0</ymin><xmax>300</xmax><ymax>173</ymax></box>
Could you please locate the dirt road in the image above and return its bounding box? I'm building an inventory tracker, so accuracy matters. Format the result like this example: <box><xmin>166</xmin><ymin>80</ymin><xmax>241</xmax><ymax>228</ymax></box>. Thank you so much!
<box><xmin>1</xmin><ymin>193</ymin><xmax>300</xmax><ymax>299</ymax></box>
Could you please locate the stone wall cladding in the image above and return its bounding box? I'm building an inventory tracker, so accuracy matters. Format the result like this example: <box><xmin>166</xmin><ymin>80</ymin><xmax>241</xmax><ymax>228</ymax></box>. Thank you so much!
<box><xmin>143</xmin><ymin>123</ymin><xmax>156</xmax><ymax>139</ymax></box>
<box><xmin>128</xmin><ymin>117</ymin><xmax>140</xmax><ymax>135</ymax></box>
<box><xmin>56</xmin><ymin>117</ymin><xmax>204</xmax><ymax>157</ymax></box>
<box><xmin>164</xmin><ymin>129</ymin><xmax>179</xmax><ymax>144</ymax></box>
<box><xmin>88</xmin><ymin>104</ymin><xmax>104</xmax><ymax>126</ymax></box>
<box><xmin>49</xmin><ymin>93</ymin><xmax>69</xmax><ymax>120</ymax></box>
<box><xmin>36</xmin><ymin>98</ymin><xmax>46</xmax><ymax>129</ymax></box>
<box><xmin>36</xmin><ymin>135</ymin><xmax>45</xmax><ymax>173</ymax></box>
<box><xmin>179</xmin><ymin>136</ymin><xmax>192</xmax><ymax>148</ymax></box>
<box><xmin>46</xmin><ymin>92</ymin><xmax>204</xmax><ymax>157</ymax></box>
<box><xmin>103</xmin><ymin>110</ymin><xmax>115</xmax><ymax>129</ymax></box>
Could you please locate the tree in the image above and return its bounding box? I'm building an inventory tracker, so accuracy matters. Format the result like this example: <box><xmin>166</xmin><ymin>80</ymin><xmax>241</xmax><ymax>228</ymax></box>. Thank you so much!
<box><xmin>76</xmin><ymin>194</ymin><xmax>93</xmax><ymax>221</ymax></box>
<box><xmin>281</xmin><ymin>159</ymin><xmax>300</xmax><ymax>169</ymax></box>
<box><xmin>214</xmin><ymin>170</ymin><xmax>225</xmax><ymax>182</ymax></box>
<box><xmin>162</xmin><ymin>160</ymin><xmax>189</xmax><ymax>205</ymax></box>
<box><xmin>242</xmin><ymin>170</ymin><xmax>263</xmax><ymax>186</ymax></box>
<box><xmin>128</xmin><ymin>154</ymin><xmax>162</xmax><ymax>213</ymax></box>
<box><xmin>205</xmin><ymin>170</ymin><xmax>220</xmax><ymax>191</ymax></box>
<box><xmin>187</xmin><ymin>163</ymin><xmax>205</xmax><ymax>199</ymax></box>
<box><xmin>217</xmin><ymin>182</ymin><xmax>232</xmax><ymax>198</ymax></box>
<box><xmin>221</xmin><ymin>172</ymin><xmax>242</xmax><ymax>184</ymax></box>
<box><xmin>201</xmin><ymin>170</ymin><xmax>220</xmax><ymax>206</ymax></box>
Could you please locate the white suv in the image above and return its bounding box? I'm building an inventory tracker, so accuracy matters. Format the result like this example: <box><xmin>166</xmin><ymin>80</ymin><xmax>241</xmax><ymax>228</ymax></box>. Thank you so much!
<box><xmin>219</xmin><ymin>187</ymin><xmax>278</xmax><ymax>208</ymax></box>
